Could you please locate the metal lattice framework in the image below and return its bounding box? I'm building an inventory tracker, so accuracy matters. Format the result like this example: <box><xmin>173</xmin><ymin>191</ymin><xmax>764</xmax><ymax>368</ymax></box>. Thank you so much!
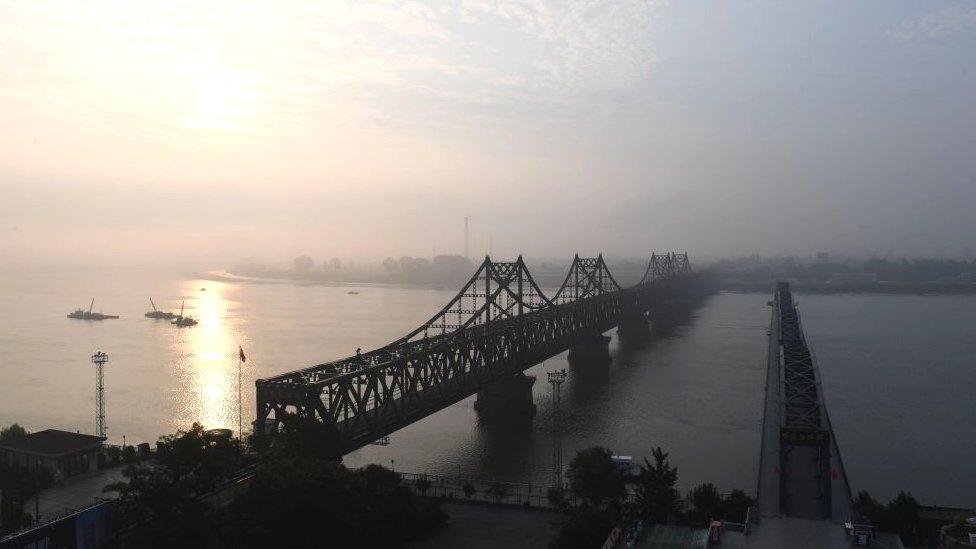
<box><xmin>256</xmin><ymin>252</ymin><xmax>694</xmax><ymax>456</ymax></box>
<box><xmin>776</xmin><ymin>283</ymin><xmax>824</xmax><ymax>430</ymax></box>
<box><xmin>638</xmin><ymin>252</ymin><xmax>692</xmax><ymax>284</ymax></box>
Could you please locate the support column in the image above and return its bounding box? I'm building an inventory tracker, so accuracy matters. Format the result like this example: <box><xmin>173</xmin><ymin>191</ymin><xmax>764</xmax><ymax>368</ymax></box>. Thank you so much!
<box><xmin>474</xmin><ymin>373</ymin><xmax>537</xmax><ymax>416</ymax></box>
<box><xmin>567</xmin><ymin>334</ymin><xmax>611</xmax><ymax>365</ymax></box>
<box><xmin>617</xmin><ymin>310</ymin><xmax>650</xmax><ymax>342</ymax></box>
<box><xmin>649</xmin><ymin>303</ymin><xmax>677</xmax><ymax>334</ymax></box>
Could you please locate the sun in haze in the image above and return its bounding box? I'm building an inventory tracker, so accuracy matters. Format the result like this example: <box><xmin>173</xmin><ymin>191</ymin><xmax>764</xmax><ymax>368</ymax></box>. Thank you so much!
<box><xmin>179</xmin><ymin>57</ymin><xmax>255</xmax><ymax>133</ymax></box>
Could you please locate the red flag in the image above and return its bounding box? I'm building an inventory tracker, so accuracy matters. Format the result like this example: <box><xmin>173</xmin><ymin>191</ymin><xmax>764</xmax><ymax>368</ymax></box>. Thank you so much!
<box><xmin>239</xmin><ymin>345</ymin><xmax>246</xmax><ymax>363</ymax></box>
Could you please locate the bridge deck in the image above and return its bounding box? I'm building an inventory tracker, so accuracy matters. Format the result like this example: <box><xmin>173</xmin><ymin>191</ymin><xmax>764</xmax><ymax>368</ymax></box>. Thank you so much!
<box><xmin>756</xmin><ymin>282</ymin><xmax>852</xmax><ymax>522</ymax></box>
<box><xmin>256</xmin><ymin>253</ymin><xmax>697</xmax><ymax>458</ymax></box>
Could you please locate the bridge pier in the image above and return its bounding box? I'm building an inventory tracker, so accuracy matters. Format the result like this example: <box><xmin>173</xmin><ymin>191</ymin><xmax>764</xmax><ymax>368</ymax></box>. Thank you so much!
<box><xmin>617</xmin><ymin>310</ymin><xmax>650</xmax><ymax>342</ymax></box>
<box><xmin>649</xmin><ymin>303</ymin><xmax>677</xmax><ymax>334</ymax></box>
<box><xmin>567</xmin><ymin>334</ymin><xmax>611</xmax><ymax>365</ymax></box>
<box><xmin>474</xmin><ymin>373</ymin><xmax>537</xmax><ymax>416</ymax></box>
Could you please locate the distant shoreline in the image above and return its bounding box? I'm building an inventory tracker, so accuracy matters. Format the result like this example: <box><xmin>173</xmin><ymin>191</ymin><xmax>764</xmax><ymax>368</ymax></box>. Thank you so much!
<box><xmin>717</xmin><ymin>281</ymin><xmax>976</xmax><ymax>295</ymax></box>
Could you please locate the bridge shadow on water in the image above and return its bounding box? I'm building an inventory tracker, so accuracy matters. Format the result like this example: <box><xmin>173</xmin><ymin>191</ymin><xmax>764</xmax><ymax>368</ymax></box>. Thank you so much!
<box><xmin>467</xmin><ymin>291</ymin><xmax>714</xmax><ymax>483</ymax></box>
<box><xmin>562</xmin><ymin>294</ymin><xmax>711</xmax><ymax>412</ymax></box>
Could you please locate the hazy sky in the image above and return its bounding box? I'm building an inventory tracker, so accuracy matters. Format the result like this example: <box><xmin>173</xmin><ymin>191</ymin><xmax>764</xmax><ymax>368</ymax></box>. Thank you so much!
<box><xmin>2</xmin><ymin>1</ymin><xmax>974</xmax><ymax>265</ymax></box>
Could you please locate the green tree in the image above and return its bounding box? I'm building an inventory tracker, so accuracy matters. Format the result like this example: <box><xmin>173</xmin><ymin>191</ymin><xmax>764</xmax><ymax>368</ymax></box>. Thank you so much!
<box><xmin>225</xmin><ymin>459</ymin><xmax>445</xmax><ymax>548</ymax></box>
<box><xmin>292</xmin><ymin>255</ymin><xmax>314</xmax><ymax>274</ymax></box>
<box><xmin>549</xmin><ymin>508</ymin><xmax>616</xmax><ymax>549</ymax></box>
<box><xmin>105</xmin><ymin>423</ymin><xmax>245</xmax><ymax>548</ymax></box>
<box><xmin>634</xmin><ymin>447</ymin><xmax>680</xmax><ymax>524</ymax></box>
<box><xmin>723</xmin><ymin>489</ymin><xmax>755</xmax><ymax>523</ymax></box>
<box><xmin>486</xmin><ymin>483</ymin><xmax>510</xmax><ymax>504</ymax></box>
<box><xmin>0</xmin><ymin>425</ymin><xmax>51</xmax><ymax>535</ymax></box>
<box><xmin>886</xmin><ymin>491</ymin><xmax>921</xmax><ymax>543</ymax></box>
<box><xmin>415</xmin><ymin>475</ymin><xmax>431</xmax><ymax>496</ymax></box>
<box><xmin>566</xmin><ymin>446</ymin><xmax>626</xmax><ymax>508</ymax></box>
<box><xmin>689</xmin><ymin>483</ymin><xmax>722</xmax><ymax>525</ymax></box>
<box><xmin>0</xmin><ymin>424</ymin><xmax>27</xmax><ymax>443</ymax></box>
<box><xmin>547</xmin><ymin>486</ymin><xmax>566</xmax><ymax>508</ymax></box>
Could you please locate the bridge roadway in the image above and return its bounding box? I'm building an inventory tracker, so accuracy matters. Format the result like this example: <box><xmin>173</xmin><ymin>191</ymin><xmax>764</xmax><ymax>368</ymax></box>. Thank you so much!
<box><xmin>255</xmin><ymin>252</ymin><xmax>697</xmax><ymax>458</ymax></box>
<box><xmin>756</xmin><ymin>282</ymin><xmax>853</xmax><ymax>522</ymax></box>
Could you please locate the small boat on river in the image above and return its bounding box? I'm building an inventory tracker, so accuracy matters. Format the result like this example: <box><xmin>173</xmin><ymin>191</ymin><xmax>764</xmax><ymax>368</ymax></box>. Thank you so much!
<box><xmin>145</xmin><ymin>298</ymin><xmax>176</xmax><ymax>320</ymax></box>
<box><xmin>172</xmin><ymin>299</ymin><xmax>198</xmax><ymax>327</ymax></box>
<box><xmin>68</xmin><ymin>299</ymin><xmax>119</xmax><ymax>320</ymax></box>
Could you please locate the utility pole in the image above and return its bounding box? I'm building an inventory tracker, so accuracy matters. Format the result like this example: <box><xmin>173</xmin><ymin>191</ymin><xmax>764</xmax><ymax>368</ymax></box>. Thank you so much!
<box><xmin>548</xmin><ymin>368</ymin><xmax>568</xmax><ymax>488</ymax></box>
<box><xmin>91</xmin><ymin>352</ymin><xmax>108</xmax><ymax>441</ymax></box>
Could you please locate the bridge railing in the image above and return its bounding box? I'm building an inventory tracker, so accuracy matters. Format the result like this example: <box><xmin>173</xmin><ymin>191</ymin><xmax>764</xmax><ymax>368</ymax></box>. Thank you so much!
<box><xmin>256</xmin><ymin>252</ymin><xmax>694</xmax><ymax>441</ymax></box>
<box><xmin>398</xmin><ymin>472</ymin><xmax>573</xmax><ymax>509</ymax></box>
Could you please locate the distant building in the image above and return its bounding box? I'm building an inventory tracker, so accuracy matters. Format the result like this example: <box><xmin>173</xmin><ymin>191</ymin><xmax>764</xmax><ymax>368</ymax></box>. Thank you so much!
<box><xmin>826</xmin><ymin>272</ymin><xmax>877</xmax><ymax>284</ymax></box>
<box><xmin>0</xmin><ymin>429</ymin><xmax>105</xmax><ymax>481</ymax></box>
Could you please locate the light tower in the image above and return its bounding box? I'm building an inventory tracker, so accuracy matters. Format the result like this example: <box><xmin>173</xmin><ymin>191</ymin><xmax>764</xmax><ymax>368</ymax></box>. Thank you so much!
<box><xmin>91</xmin><ymin>351</ymin><xmax>108</xmax><ymax>441</ymax></box>
<box><xmin>547</xmin><ymin>368</ymin><xmax>568</xmax><ymax>488</ymax></box>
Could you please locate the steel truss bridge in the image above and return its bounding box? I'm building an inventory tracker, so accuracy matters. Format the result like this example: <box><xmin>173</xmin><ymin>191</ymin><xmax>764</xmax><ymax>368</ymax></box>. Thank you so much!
<box><xmin>256</xmin><ymin>252</ymin><xmax>696</xmax><ymax>458</ymax></box>
<box><xmin>756</xmin><ymin>282</ymin><xmax>852</xmax><ymax>521</ymax></box>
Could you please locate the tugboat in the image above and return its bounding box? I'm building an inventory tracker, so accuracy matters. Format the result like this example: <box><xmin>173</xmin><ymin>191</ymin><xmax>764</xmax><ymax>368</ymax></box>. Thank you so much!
<box><xmin>68</xmin><ymin>299</ymin><xmax>119</xmax><ymax>320</ymax></box>
<box><xmin>172</xmin><ymin>299</ymin><xmax>198</xmax><ymax>327</ymax></box>
<box><xmin>145</xmin><ymin>298</ymin><xmax>176</xmax><ymax>319</ymax></box>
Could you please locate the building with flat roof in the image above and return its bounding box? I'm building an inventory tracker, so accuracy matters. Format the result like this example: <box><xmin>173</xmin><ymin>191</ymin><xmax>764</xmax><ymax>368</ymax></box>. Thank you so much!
<box><xmin>0</xmin><ymin>429</ymin><xmax>105</xmax><ymax>481</ymax></box>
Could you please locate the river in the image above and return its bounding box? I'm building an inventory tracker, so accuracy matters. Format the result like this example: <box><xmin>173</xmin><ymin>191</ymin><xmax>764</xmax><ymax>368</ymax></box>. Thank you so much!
<box><xmin>0</xmin><ymin>266</ymin><xmax>971</xmax><ymax>507</ymax></box>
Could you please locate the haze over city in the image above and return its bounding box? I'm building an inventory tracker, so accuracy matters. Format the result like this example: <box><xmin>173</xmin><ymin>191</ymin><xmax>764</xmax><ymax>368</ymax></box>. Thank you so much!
<box><xmin>3</xmin><ymin>1</ymin><xmax>975</xmax><ymax>267</ymax></box>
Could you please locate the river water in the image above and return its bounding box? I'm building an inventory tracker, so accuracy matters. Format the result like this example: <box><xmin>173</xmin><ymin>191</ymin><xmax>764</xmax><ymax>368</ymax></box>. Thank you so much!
<box><xmin>0</xmin><ymin>266</ymin><xmax>971</xmax><ymax>507</ymax></box>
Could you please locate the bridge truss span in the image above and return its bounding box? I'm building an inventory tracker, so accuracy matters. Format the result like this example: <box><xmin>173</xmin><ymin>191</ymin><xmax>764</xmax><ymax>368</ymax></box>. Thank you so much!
<box><xmin>255</xmin><ymin>251</ymin><xmax>695</xmax><ymax>457</ymax></box>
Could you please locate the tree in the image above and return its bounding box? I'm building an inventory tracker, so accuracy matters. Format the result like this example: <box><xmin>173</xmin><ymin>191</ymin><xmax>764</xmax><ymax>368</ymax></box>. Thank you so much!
<box><xmin>292</xmin><ymin>255</ymin><xmax>314</xmax><ymax>273</ymax></box>
<box><xmin>886</xmin><ymin>491</ymin><xmax>921</xmax><ymax>543</ymax></box>
<box><xmin>689</xmin><ymin>483</ymin><xmax>722</xmax><ymax>525</ymax></box>
<box><xmin>105</xmin><ymin>423</ymin><xmax>246</xmax><ymax>548</ymax></box>
<box><xmin>382</xmin><ymin>257</ymin><xmax>398</xmax><ymax>273</ymax></box>
<box><xmin>486</xmin><ymin>483</ymin><xmax>510</xmax><ymax>504</ymax></box>
<box><xmin>0</xmin><ymin>424</ymin><xmax>27</xmax><ymax>443</ymax></box>
<box><xmin>634</xmin><ymin>447</ymin><xmax>680</xmax><ymax>524</ymax></box>
<box><xmin>106</xmin><ymin>445</ymin><xmax>122</xmax><ymax>464</ymax></box>
<box><xmin>329</xmin><ymin>258</ymin><xmax>342</xmax><ymax>271</ymax></box>
<box><xmin>415</xmin><ymin>475</ymin><xmax>431</xmax><ymax>496</ymax></box>
<box><xmin>0</xmin><ymin>425</ymin><xmax>49</xmax><ymax>535</ymax></box>
<box><xmin>547</xmin><ymin>486</ymin><xmax>566</xmax><ymax>508</ymax></box>
<box><xmin>566</xmin><ymin>446</ymin><xmax>626</xmax><ymax>508</ymax></box>
<box><xmin>549</xmin><ymin>508</ymin><xmax>616</xmax><ymax>549</ymax></box>
<box><xmin>225</xmin><ymin>460</ymin><xmax>445</xmax><ymax>548</ymax></box>
<box><xmin>723</xmin><ymin>489</ymin><xmax>755</xmax><ymax>523</ymax></box>
<box><xmin>462</xmin><ymin>482</ymin><xmax>476</xmax><ymax>500</ymax></box>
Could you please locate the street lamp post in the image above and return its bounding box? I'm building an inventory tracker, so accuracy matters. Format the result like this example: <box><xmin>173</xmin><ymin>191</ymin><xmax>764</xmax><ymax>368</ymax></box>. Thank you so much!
<box><xmin>547</xmin><ymin>368</ymin><xmax>568</xmax><ymax>488</ymax></box>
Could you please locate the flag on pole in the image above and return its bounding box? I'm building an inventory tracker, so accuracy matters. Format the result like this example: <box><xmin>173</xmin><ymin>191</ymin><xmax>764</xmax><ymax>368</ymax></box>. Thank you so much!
<box><xmin>239</xmin><ymin>345</ymin><xmax>246</xmax><ymax>363</ymax></box>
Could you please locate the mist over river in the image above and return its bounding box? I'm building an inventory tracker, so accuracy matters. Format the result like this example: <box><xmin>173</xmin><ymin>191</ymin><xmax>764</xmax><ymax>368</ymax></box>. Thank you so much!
<box><xmin>1</xmin><ymin>266</ymin><xmax>972</xmax><ymax>507</ymax></box>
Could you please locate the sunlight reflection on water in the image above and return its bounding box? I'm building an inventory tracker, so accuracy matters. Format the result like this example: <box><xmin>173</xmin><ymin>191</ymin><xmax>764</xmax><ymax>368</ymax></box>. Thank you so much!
<box><xmin>174</xmin><ymin>280</ymin><xmax>241</xmax><ymax>432</ymax></box>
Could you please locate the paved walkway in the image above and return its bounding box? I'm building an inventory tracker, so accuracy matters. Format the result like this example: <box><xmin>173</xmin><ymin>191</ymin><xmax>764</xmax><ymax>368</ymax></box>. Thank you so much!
<box><xmin>756</xmin><ymin>300</ymin><xmax>781</xmax><ymax>516</ymax></box>
<box><xmin>26</xmin><ymin>467</ymin><xmax>127</xmax><ymax>523</ymax></box>
<box><xmin>720</xmin><ymin>517</ymin><xmax>902</xmax><ymax>549</ymax></box>
<box><xmin>408</xmin><ymin>501</ymin><xmax>563</xmax><ymax>549</ymax></box>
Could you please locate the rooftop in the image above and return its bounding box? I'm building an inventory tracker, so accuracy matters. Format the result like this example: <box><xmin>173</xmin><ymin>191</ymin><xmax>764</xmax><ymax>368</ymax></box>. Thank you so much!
<box><xmin>0</xmin><ymin>429</ymin><xmax>105</xmax><ymax>457</ymax></box>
